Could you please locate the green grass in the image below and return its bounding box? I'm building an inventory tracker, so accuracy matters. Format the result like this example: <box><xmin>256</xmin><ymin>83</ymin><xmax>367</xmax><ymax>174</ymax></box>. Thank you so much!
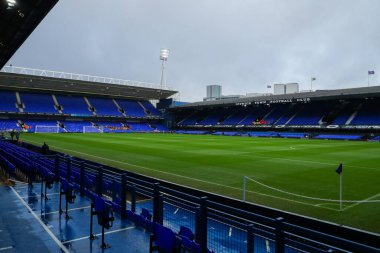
<box><xmin>20</xmin><ymin>133</ymin><xmax>380</xmax><ymax>233</ymax></box>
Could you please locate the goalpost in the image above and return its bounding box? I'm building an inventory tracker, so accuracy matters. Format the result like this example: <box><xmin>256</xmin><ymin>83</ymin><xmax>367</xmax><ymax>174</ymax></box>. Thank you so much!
<box><xmin>83</xmin><ymin>126</ymin><xmax>104</xmax><ymax>133</ymax></box>
<box><xmin>35</xmin><ymin>125</ymin><xmax>60</xmax><ymax>133</ymax></box>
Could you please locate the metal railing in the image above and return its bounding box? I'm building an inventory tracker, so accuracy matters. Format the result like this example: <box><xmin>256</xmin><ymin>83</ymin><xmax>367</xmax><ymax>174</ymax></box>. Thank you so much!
<box><xmin>0</xmin><ymin>66</ymin><xmax>173</xmax><ymax>91</ymax></box>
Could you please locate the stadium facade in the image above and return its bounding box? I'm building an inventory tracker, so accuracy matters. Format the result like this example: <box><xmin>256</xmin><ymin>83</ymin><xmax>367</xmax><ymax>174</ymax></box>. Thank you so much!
<box><xmin>170</xmin><ymin>85</ymin><xmax>380</xmax><ymax>141</ymax></box>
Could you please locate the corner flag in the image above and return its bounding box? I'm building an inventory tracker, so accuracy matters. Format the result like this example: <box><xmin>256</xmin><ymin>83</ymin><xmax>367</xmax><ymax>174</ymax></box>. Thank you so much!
<box><xmin>335</xmin><ymin>163</ymin><xmax>343</xmax><ymax>174</ymax></box>
<box><xmin>335</xmin><ymin>163</ymin><xmax>343</xmax><ymax>210</ymax></box>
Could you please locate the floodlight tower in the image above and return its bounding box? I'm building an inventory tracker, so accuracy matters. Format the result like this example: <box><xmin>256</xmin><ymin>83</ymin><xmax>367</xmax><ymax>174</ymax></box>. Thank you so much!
<box><xmin>160</xmin><ymin>49</ymin><xmax>169</xmax><ymax>89</ymax></box>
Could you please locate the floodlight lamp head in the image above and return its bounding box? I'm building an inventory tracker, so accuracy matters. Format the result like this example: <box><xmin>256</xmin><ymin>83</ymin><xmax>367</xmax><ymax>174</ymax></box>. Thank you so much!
<box><xmin>7</xmin><ymin>0</ymin><xmax>16</xmax><ymax>7</ymax></box>
<box><xmin>160</xmin><ymin>49</ymin><xmax>169</xmax><ymax>61</ymax></box>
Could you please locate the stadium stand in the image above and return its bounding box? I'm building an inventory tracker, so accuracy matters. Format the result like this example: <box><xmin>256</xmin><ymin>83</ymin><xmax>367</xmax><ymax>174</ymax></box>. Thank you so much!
<box><xmin>221</xmin><ymin>109</ymin><xmax>247</xmax><ymax>125</ymax></box>
<box><xmin>19</xmin><ymin>92</ymin><xmax>57</xmax><ymax>114</ymax></box>
<box><xmin>0</xmin><ymin>119</ymin><xmax>22</xmax><ymax>131</ymax></box>
<box><xmin>239</xmin><ymin>107</ymin><xmax>271</xmax><ymax>125</ymax></box>
<box><xmin>55</xmin><ymin>94</ymin><xmax>92</xmax><ymax>116</ymax></box>
<box><xmin>331</xmin><ymin>101</ymin><xmax>358</xmax><ymax>125</ymax></box>
<box><xmin>288</xmin><ymin>102</ymin><xmax>334</xmax><ymax>125</ymax></box>
<box><xmin>350</xmin><ymin>100</ymin><xmax>380</xmax><ymax>125</ymax></box>
<box><xmin>151</xmin><ymin>123</ymin><xmax>168</xmax><ymax>132</ymax></box>
<box><xmin>172</xmin><ymin>86</ymin><xmax>380</xmax><ymax>130</ymax></box>
<box><xmin>0</xmin><ymin>90</ymin><xmax>18</xmax><ymax>112</ymax></box>
<box><xmin>263</xmin><ymin>104</ymin><xmax>289</xmax><ymax>125</ymax></box>
<box><xmin>59</xmin><ymin>121</ymin><xmax>90</xmax><ymax>133</ymax></box>
<box><xmin>274</xmin><ymin>104</ymin><xmax>301</xmax><ymax>125</ymax></box>
<box><xmin>116</xmin><ymin>99</ymin><xmax>146</xmax><ymax>117</ymax></box>
<box><xmin>141</xmin><ymin>100</ymin><xmax>161</xmax><ymax>116</ymax></box>
<box><xmin>86</xmin><ymin>97</ymin><xmax>121</xmax><ymax>116</ymax></box>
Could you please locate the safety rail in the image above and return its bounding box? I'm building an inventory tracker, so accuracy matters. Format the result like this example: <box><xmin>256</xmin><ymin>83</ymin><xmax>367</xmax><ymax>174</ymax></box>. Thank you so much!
<box><xmin>0</xmin><ymin>66</ymin><xmax>173</xmax><ymax>91</ymax></box>
<box><xmin>0</xmin><ymin>140</ymin><xmax>379</xmax><ymax>253</ymax></box>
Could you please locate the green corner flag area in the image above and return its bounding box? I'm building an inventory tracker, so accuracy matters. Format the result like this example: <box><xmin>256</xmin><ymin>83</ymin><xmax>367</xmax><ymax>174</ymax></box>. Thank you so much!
<box><xmin>21</xmin><ymin>133</ymin><xmax>380</xmax><ymax>233</ymax></box>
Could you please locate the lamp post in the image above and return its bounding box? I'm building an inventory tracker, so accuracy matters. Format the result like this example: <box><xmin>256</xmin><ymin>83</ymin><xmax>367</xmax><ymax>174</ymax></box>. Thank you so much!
<box><xmin>160</xmin><ymin>49</ymin><xmax>169</xmax><ymax>89</ymax></box>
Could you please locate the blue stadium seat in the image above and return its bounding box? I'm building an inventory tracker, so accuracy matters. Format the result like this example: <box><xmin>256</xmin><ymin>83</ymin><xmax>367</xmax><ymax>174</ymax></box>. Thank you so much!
<box><xmin>55</xmin><ymin>95</ymin><xmax>92</xmax><ymax>115</ymax></box>
<box><xmin>350</xmin><ymin>100</ymin><xmax>380</xmax><ymax>125</ymax></box>
<box><xmin>116</xmin><ymin>99</ymin><xmax>146</xmax><ymax>117</ymax></box>
<box><xmin>0</xmin><ymin>119</ymin><xmax>22</xmax><ymax>131</ymax></box>
<box><xmin>150</xmin><ymin>223</ymin><xmax>180</xmax><ymax>253</ymax></box>
<box><xmin>0</xmin><ymin>90</ymin><xmax>18</xmax><ymax>112</ymax></box>
<box><xmin>87</xmin><ymin>97</ymin><xmax>121</xmax><ymax>116</ymax></box>
<box><xmin>141</xmin><ymin>101</ymin><xmax>161</xmax><ymax>116</ymax></box>
<box><xmin>19</xmin><ymin>92</ymin><xmax>57</xmax><ymax>113</ymax></box>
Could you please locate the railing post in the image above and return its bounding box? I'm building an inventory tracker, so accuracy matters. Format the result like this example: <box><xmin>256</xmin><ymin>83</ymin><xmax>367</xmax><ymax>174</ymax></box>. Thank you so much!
<box><xmin>247</xmin><ymin>223</ymin><xmax>255</xmax><ymax>253</ymax></box>
<box><xmin>196</xmin><ymin>196</ymin><xmax>208</xmax><ymax>253</ymax></box>
<box><xmin>275</xmin><ymin>217</ymin><xmax>284</xmax><ymax>253</ymax></box>
<box><xmin>54</xmin><ymin>154</ymin><xmax>60</xmax><ymax>182</ymax></box>
<box><xmin>97</xmin><ymin>166</ymin><xmax>103</xmax><ymax>196</ymax></box>
<box><xmin>131</xmin><ymin>184</ymin><xmax>136</xmax><ymax>213</ymax></box>
<box><xmin>66</xmin><ymin>156</ymin><xmax>71</xmax><ymax>181</ymax></box>
<box><xmin>111</xmin><ymin>179</ymin><xmax>116</xmax><ymax>201</ymax></box>
<box><xmin>158</xmin><ymin>194</ymin><xmax>164</xmax><ymax>224</ymax></box>
<box><xmin>120</xmin><ymin>174</ymin><xmax>127</xmax><ymax>219</ymax></box>
<box><xmin>79</xmin><ymin>161</ymin><xmax>85</xmax><ymax>196</ymax></box>
<box><xmin>153</xmin><ymin>183</ymin><xmax>162</xmax><ymax>224</ymax></box>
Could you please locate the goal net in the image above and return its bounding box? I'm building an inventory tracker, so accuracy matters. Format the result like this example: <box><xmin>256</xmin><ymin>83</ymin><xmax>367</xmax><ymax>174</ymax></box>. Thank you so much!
<box><xmin>35</xmin><ymin>125</ymin><xmax>60</xmax><ymax>133</ymax></box>
<box><xmin>83</xmin><ymin>126</ymin><xmax>104</xmax><ymax>133</ymax></box>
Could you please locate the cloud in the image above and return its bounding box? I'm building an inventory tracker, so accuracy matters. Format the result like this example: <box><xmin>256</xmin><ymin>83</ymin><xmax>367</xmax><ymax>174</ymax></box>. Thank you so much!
<box><xmin>9</xmin><ymin>0</ymin><xmax>380</xmax><ymax>101</ymax></box>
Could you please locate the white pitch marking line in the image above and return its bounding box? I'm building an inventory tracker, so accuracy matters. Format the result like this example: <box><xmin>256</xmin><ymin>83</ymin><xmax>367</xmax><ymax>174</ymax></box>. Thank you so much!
<box><xmin>342</xmin><ymin>193</ymin><xmax>380</xmax><ymax>211</ymax></box>
<box><xmin>313</xmin><ymin>203</ymin><xmax>341</xmax><ymax>211</ymax></box>
<box><xmin>44</xmin><ymin>205</ymin><xmax>91</xmax><ymax>215</ymax></box>
<box><xmin>8</xmin><ymin>179</ymin><xmax>28</xmax><ymax>185</ymax></box>
<box><xmin>20</xmin><ymin>192</ymin><xmax>60</xmax><ymax>199</ymax></box>
<box><xmin>9</xmin><ymin>186</ymin><xmax>70</xmax><ymax>253</ymax></box>
<box><xmin>62</xmin><ymin>226</ymin><xmax>135</xmax><ymax>244</ymax></box>
<box><xmin>21</xmin><ymin>140</ymin><xmax>356</xmax><ymax>212</ymax></box>
<box><xmin>14</xmin><ymin>185</ymin><xmax>29</xmax><ymax>189</ymax></box>
<box><xmin>0</xmin><ymin>246</ymin><xmax>13</xmax><ymax>251</ymax></box>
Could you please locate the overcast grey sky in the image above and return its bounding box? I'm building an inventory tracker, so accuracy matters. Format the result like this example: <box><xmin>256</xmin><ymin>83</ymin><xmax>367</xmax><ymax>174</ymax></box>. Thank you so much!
<box><xmin>8</xmin><ymin>0</ymin><xmax>380</xmax><ymax>101</ymax></box>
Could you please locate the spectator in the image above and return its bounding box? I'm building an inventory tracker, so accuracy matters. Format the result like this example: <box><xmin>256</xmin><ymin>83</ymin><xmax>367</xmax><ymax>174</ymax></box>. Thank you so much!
<box><xmin>15</xmin><ymin>131</ymin><xmax>20</xmax><ymax>142</ymax></box>
<box><xmin>41</xmin><ymin>142</ymin><xmax>50</xmax><ymax>155</ymax></box>
<box><xmin>10</xmin><ymin>130</ymin><xmax>15</xmax><ymax>140</ymax></box>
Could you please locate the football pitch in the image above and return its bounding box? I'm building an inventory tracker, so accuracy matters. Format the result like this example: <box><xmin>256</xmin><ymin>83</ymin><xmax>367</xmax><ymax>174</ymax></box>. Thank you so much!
<box><xmin>20</xmin><ymin>133</ymin><xmax>380</xmax><ymax>233</ymax></box>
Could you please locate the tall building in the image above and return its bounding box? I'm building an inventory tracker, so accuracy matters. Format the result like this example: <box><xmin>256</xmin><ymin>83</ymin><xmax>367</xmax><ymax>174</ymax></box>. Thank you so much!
<box><xmin>205</xmin><ymin>85</ymin><xmax>222</xmax><ymax>101</ymax></box>
<box><xmin>273</xmin><ymin>83</ymin><xmax>299</xmax><ymax>95</ymax></box>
